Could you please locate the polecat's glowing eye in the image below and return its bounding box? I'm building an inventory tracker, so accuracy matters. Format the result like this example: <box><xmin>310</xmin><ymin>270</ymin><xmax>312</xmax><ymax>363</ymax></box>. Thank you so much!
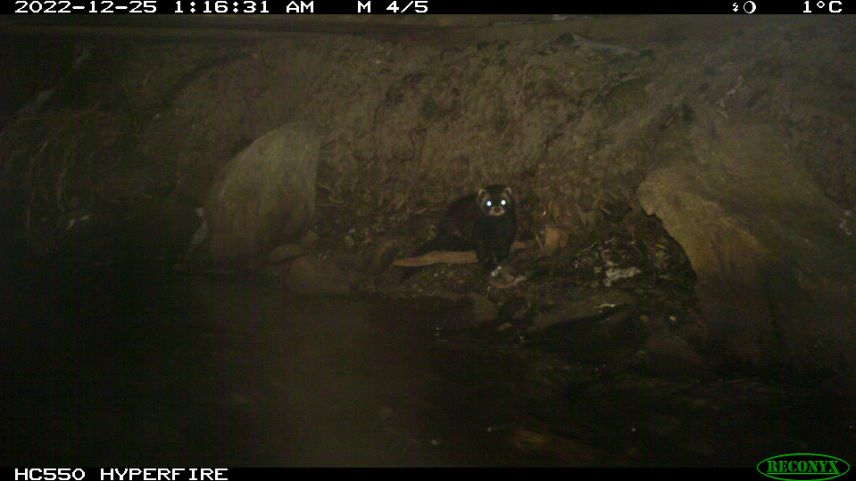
<box><xmin>486</xmin><ymin>201</ymin><xmax>492</xmax><ymax>207</ymax></box>
<box><xmin>501</xmin><ymin>200</ymin><xmax>507</xmax><ymax>206</ymax></box>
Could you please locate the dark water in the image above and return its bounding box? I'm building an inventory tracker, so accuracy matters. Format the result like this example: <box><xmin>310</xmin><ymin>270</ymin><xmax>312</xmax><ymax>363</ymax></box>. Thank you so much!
<box><xmin>2</xmin><ymin>267</ymin><xmax>854</xmax><ymax>466</ymax></box>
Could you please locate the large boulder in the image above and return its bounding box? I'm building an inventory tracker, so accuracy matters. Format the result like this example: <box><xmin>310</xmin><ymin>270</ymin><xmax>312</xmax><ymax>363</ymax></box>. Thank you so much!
<box><xmin>206</xmin><ymin>123</ymin><xmax>320</xmax><ymax>263</ymax></box>
<box><xmin>638</xmin><ymin>119</ymin><xmax>856</xmax><ymax>391</ymax></box>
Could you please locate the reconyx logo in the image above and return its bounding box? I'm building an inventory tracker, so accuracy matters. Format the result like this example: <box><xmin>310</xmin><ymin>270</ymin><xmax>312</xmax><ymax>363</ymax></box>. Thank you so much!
<box><xmin>758</xmin><ymin>453</ymin><xmax>851</xmax><ymax>481</ymax></box>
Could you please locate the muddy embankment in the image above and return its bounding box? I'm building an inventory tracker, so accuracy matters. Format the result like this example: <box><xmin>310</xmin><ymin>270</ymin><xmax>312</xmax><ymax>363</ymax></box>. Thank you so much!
<box><xmin>2</xmin><ymin>16</ymin><xmax>856</xmax><ymax>393</ymax></box>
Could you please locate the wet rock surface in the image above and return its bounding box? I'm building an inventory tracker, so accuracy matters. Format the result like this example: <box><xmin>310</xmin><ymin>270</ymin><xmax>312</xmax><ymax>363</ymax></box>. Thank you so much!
<box><xmin>638</xmin><ymin>119</ymin><xmax>856</xmax><ymax>390</ymax></box>
<box><xmin>531</xmin><ymin>289</ymin><xmax>636</xmax><ymax>332</ymax></box>
<box><xmin>643</xmin><ymin>329</ymin><xmax>706</xmax><ymax>378</ymax></box>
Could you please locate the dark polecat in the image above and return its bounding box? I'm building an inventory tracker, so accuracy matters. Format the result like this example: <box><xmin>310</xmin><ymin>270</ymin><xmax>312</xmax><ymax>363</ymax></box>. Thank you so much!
<box><xmin>416</xmin><ymin>185</ymin><xmax>517</xmax><ymax>273</ymax></box>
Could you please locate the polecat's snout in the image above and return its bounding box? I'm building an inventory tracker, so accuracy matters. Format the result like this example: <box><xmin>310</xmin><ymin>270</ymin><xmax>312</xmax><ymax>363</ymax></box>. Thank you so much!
<box><xmin>488</xmin><ymin>205</ymin><xmax>505</xmax><ymax>216</ymax></box>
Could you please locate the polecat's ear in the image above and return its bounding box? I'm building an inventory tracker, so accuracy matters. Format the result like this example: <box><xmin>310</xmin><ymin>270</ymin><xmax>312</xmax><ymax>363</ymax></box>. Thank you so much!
<box><xmin>503</xmin><ymin>186</ymin><xmax>513</xmax><ymax>197</ymax></box>
<box><xmin>476</xmin><ymin>189</ymin><xmax>489</xmax><ymax>206</ymax></box>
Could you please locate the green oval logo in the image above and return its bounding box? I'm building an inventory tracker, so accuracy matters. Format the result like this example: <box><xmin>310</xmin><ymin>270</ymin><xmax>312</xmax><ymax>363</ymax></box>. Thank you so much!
<box><xmin>758</xmin><ymin>453</ymin><xmax>851</xmax><ymax>481</ymax></box>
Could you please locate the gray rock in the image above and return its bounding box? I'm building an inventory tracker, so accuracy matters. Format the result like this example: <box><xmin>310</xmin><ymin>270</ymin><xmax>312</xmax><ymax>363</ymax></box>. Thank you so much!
<box><xmin>643</xmin><ymin>329</ymin><xmax>705</xmax><ymax>377</ymax></box>
<box><xmin>532</xmin><ymin>289</ymin><xmax>636</xmax><ymax>332</ymax></box>
<box><xmin>299</xmin><ymin>230</ymin><xmax>319</xmax><ymax>247</ymax></box>
<box><xmin>268</xmin><ymin>243</ymin><xmax>305</xmax><ymax>264</ymax></box>
<box><xmin>537</xmin><ymin>225</ymin><xmax>565</xmax><ymax>257</ymax></box>
<box><xmin>206</xmin><ymin>123</ymin><xmax>320</xmax><ymax>263</ymax></box>
<box><xmin>189</xmin><ymin>207</ymin><xmax>208</xmax><ymax>249</ymax></box>
<box><xmin>286</xmin><ymin>255</ymin><xmax>350</xmax><ymax>296</ymax></box>
<box><xmin>359</xmin><ymin>240</ymin><xmax>399</xmax><ymax>275</ymax></box>
<box><xmin>530</xmin><ymin>290</ymin><xmax>637</xmax><ymax>363</ymax></box>
<box><xmin>638</xmin><ymin>118</ymin><xmax>856</xmax><ymax>391</ymax></box>
<box><xmin>676</xmin><ymin>320</ymin><xmax>710</xmax><ymax>350</ymax></box>
<box><xmin>469</xmin><ymin>294</ymin><xmax>498</xmax><ymax>323</ymax></box>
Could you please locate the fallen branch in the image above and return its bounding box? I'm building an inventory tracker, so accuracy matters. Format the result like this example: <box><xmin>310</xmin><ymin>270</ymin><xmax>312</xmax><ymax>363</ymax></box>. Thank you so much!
<box><xmin>393</xmin><ymin>241</ymin><xmax>530</xmax><ymax>268</ymax></box>
<box><xmin>393</xmin><ymin>250</ymin><xmax>476</xmax><ymax>267</ymax></box>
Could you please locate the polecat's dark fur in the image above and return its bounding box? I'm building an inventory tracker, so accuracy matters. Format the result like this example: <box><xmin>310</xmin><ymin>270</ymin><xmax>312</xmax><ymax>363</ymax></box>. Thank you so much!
<box><xmin>415</xmin><ymin>185</ymin><xmax>517</xmax><ymax>272</ymax></box>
